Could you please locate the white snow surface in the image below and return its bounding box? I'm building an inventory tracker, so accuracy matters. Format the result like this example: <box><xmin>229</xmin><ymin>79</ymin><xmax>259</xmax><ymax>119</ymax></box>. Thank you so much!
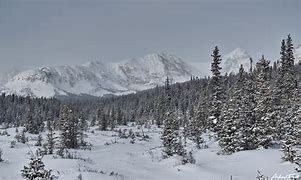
<box><xmin>222</xmin><ymin>48</ymin><xmax>252</xmax><ymax>75</ymax></box>
<box><xmin>1</xmin><ymin>52</ymin><xmax>200</xmax><ymax>98</ymax></box>
<box><xmin>0</xmin><ymin>68</ymin><xmax>24</xmax><ymax>88</ymax></box>
<box><xmin>0</xmin><ymin>126</ymin><xmax>298</xmax><ymax>180</ymax></box>
<box><xmin>295</xmin><ymin>44</ymin><xmax>301</xmax><ymax>64</ymax></box>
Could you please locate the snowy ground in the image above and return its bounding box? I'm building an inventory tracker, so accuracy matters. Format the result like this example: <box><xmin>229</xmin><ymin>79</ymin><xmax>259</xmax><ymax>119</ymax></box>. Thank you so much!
<box><xmin>0</xmin><ymin>126</ymin><xmax>298</xmax><ymax>180</ymax></box>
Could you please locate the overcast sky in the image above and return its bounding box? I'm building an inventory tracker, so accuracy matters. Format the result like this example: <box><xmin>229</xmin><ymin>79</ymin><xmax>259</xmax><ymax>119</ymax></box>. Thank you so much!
<box><xmin>0</xmin><ymin>0</ymin><xmax>300</xmax><ymax>72</ymax></box>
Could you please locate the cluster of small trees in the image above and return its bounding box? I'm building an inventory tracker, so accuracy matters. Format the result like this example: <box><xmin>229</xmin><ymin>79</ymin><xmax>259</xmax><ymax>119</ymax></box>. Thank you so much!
<box><xmin>216</xmin><ymin>35</ymin><xmax>300</xmax><ymax>159</ymax></box>
<box><xmin>159</xmin><ymin>35</ymin><xmax>300</xmax><ymax>168</ymax></box>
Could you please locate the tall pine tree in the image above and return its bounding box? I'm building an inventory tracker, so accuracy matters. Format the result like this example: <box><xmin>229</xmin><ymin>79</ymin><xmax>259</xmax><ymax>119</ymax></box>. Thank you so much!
<box><xmin>209</xmin><ymin>46</ymin><xmax>223</xmax><ymax>133</ymax></box>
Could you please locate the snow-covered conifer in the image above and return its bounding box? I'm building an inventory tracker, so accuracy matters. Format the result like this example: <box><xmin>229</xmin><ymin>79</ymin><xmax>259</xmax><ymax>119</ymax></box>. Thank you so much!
<box><xmin>59</xmin><ymin>105</ymin><xmax>79</xmax><ymax>149</ymax></box>
<box><xmin>209</xmin><ymin>46</ymin><xmax>223</xmax><ymax>132</ymax></box>
<box><xmin>46</xmin><ymin>128</ymin><xmax>55</xmax><ymax>155</ymax></box>
<box><xmin>21</xmin><ymin>155</ymin><xmax>52</xmax><ymax>180</ymax></box>
<box><xmin>254</xmin><ymin>56</ymin><xmax>274</xmax><ymax>149</ymax></box>
<box><xmin>161</xmin><ymin>77</ymin><xmax>185</xmax><ymax>157</ymax></box>
<box><xmin>97</xmin><ymin>107</ymin><xmax>107</xmax><ymax>131</ymax></box>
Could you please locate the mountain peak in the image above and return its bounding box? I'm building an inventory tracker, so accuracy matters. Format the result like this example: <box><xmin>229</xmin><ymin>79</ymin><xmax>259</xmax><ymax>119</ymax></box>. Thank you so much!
<box><xmin>82</xmin><ymin>60</ymin><xmax>106</xmax><ymax>68</ymax></box>
<box><xmin>132</xmin><ymin>52</ymin><xmax>184</xmax><ymax>64</ymax></box>
<box><xmin>222</xmin><ymin>48</ymin><xmax>251</xmax><ymax>74</ymax></box>
<box><xmin>225</xmin><ymin>48</ymin><xmax>250</xmax><ymax>59</ymax></box>
<box><xmin>230</xmin><ymin>48</ymin><xmax>247</xmax><ymax>53</ymax></box>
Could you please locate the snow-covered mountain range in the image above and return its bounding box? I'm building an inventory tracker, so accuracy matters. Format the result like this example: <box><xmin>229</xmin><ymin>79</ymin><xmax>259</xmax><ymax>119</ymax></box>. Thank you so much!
<box><xmin>1</xmin><ymin>46</ymin><xmax>300</xmax><ymax>98</ymax></box>
<box><xmin>221</xmin><ymin>48</ymin><xmax>252</xmax><ymax>74</ymax></box>
<box><xmin>0</xmin><ymin>52</ymin><xmax>200</xmax><ymax>98</ymax></box>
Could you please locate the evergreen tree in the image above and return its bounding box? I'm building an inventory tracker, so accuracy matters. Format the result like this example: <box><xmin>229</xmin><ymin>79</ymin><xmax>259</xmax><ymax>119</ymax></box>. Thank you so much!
<box><xmin>59</xmin><ymin>105</ymin><xmax>79</xmax><ymax>149</ymax></box>
<box><xmin>296</xmin><ymin>107</ymin><xmax>301</xmax><ymax>145</ymax></box>
<box><xmin>281</xmin><ymin>139</ymin><xmax>298</xmax><ymax>163</ymax></box>
<box><xmin>281</xmin><ymin>105</ymin><xmax>299</xmax><ymax>162</ymax></box>
<box><xmin>33</xmin><ymin>109</ymin><xmax>45</xmax><ymax>134</ymax></box>
<box><xmin>25</xmin><ymin>107</ymin><xmax>40</xmax><ymax>134</ymax></box>
<box><xmin>273</xmin><ymin>35</ymin><xmax>300</xmax><ymax>160</ymax></box>
<box><xmin>254</xmin><ymin>56</ymin><xmax>274</xmax><ymax>149</ymax></box>
<box><xmin>275</xmin><ymin>35</ymin><xmax>298</xmax><ymax>140</ymax></box>
<box><xmin>46</xmin><ymin>111</ymin><xmax>53</xmax><ymax>131</ymax></box>
<box><xmin>97</xmin><ymin>107</ymin><xmax>107</xmax><ymax>131</ymax></box>
<box><xmin>46</xmin><ymin>128</ymin><xmax>55</xmax><ymax>155</ymax></box>
<box><xmin>182</xmin><ymin>111</ymin><xmax>189</xmax><ymax>147</ymax></box>
<box><xmin>110</xmin><ymin>107</ymin><xmax>116</xmax><ymax>131</ymax></box>
<box><xmin>219</xmin><ymin>100</ymin><xmax>240</xmax><ymax>154</ymax></box>
<box><xmin>219</xmin><ymin>65</ymin><xmax>251</xmax><ymax>154</ymax></box>
<box><xmin>239</xmin><ymin>64</ymin><xmax>257</xmax><ymax>150</ymax></box>
<box><xmin>209</xmin><ymin>46</ymin><xmax>223</xmax><ymax>132</ymax></box>
<box><xmin>21</xmin><ymin>155</ymin><xmax>53</xmax><ymax>180</ymax></box>
<box><xmin>154</xmin><ymin>94</ymin><xmax>165</xmax><ymax>128</ymax></box>
<box><xmin>116</xmin><ymin>107</ymin><xmax>123</xmax><ymax>125</ymax></box>
<box><xmin>161</xmin><ymin>77</ymin><xmax>185</xmax><ymax>158</ymax></box>
<box><xmin>161</xmin><ymin>111</ymin><xmax>185</xmax><ymax>157</ymax></box>
<box><xmin>190</xmin><ymin>101</ymin><xmax>206</xmax><ymax>149</ymax></box>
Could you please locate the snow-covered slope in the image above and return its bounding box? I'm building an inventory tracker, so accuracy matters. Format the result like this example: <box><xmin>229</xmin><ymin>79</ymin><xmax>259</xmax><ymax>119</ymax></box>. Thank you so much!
<box><xmin>294</xmin><ymin>44</ymin><xmax>301</xmax><ymax>63</ymax></box>
<box><xmin>1</xmin><ymin>52</ymin><xmax>199</xmax><ymax>98</ymax></box>
<box><xmin>0</xmin><ymin>126</ymin><xmax>297</xmax><ymax>180</ymax></box>
<box><xmin>222</xmin><ymin>48</ymin><xmax>252</xmax><ymax>74</ymax></box>
<box><xmin>0</xmin><ymin>68</ymin><xmax>24</xmax><ymax>88</ymax></box>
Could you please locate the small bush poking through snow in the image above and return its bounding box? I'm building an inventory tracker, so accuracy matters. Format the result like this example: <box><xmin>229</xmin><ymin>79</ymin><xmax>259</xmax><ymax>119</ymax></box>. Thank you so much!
<box><xmin>10</xmin><ymin>140</ymin><xmax>16</xmax><ymax>148</ymax></box>
<box><xmin>0</xmin><ymin>148</ymin><xmax>3</xmax><ymax>162</ymax></box>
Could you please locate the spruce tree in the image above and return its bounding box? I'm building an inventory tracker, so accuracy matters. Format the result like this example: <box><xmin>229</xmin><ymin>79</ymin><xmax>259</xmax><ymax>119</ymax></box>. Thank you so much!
<box><xmin>273</xmin><ymin>35</ymin><xmax>300</xmax><ymax>160</ymax></box>
<box><xmin>191</xmin><ymin>99</ymin><xmax>206</xmax><ymax>149</ymax></box>
<box><xmin>59</xmin><ymin>105</ymin><xmax>79</xmax><ymax>149</ymax></box>
<box><xmin>276</xmin><ymin>35</ymin><xmax>298</xmax><ymax>141</ymax></box>
<box><xmin>219</xmin><ymin>65</ymin><xmax>250</xmax><ymax>154</ymax></box>
<box><xmin>46</xmin><ymin>128</ymin><xmax>55</xmax><ymax>155</ymax></box>
<box><xmin>296</xmin><ymin>107</ymin><xmax>301</xmax><ymax>145</ymax></box>
<box><xmin>161</xmin><ymin>77</ymin><xmax>185</xmax><ymax>157</ymax></box>
<box><xmin>209</xmin><ymin>46</ymin><xmax>223</xmax><ymax>133</ymax></box>
<box><xmin>254</xmin><ymin>56</ymin><xmax>274</xmax><ymax>149</ymax></box>
<box><xmin>97</xmin><ymin>107</ymin><xmax>107</xmax><ymax>131</ymax></box>
<box><xmin>281</xmin><ymin>105</ymin><xmax>299</xmax><ymax>162</ymax></box>
<box><xmin>110</xmin><ymin>107</ymin><xmax>116</xmax><ymax>131</ymax></box>
<box><xmin>240</xmin><ymin>64</ymin><xmax>257</xmax><ymax>150</ymax></box>
<box><xmin>116</xmin><ymin>107</ymin><xmax>123</xmax><ymax>125</ymax></box>
<box><xmin>21</xmin><ymin>155</ymin><xmax>52</xmax><ymax>180</ymax></box>
<box><xmin>161</xmin><ymin>111</ymin><xmax>180</xmax><ymax>157</ymax></box>
<box><xmin>46</xmin><ymin>111</ymin><xmax>53</xmax><ymax>131</ymax></box>
<box><xmin>155</xmin><ymin>94</ymin><xmax>165</xmax><ymax>128</ymax></box>
<box><xmin>25</xmin><ymin>107</ymin><xmax>40</xmax><ymax>134</ymax></box>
